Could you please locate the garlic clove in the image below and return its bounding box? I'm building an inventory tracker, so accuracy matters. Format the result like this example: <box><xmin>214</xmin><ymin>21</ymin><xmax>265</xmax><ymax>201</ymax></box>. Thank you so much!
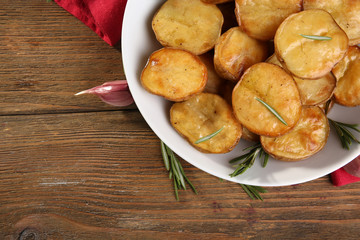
<box><xmin>343</xmin><ymin>155</ymin><xmax>360</xmax><ymax>177</ymax></box>
<box><xmin>75</xmin><ymin>80</ymin><xmax>134</xmax><ymax>107</ymax></box>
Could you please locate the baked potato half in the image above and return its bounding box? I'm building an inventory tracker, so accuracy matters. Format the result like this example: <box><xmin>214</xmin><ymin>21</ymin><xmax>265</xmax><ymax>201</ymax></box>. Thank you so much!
<box><xmin>242</xmin><ymin>127</ymin><xmax>260</xmax><ymax>142</ymax></box>
<box><xmin>232</xmin><ymin>62</ymin><xmax>302</xmax><ymax>137</ymax></box>
<box><xmin>235</xmin><ymin>0</ymin><xmax>302</xmax><ymax>41</ymax></box>
<box><xmin>332</xmin><ymin>46</ymin><xmax>360</xmax><ymax>107</ymax></box>
<box><xmin>152</xmin><ymin>0</ymin><xmax>223</xmax><ymax>55</ymax></box>
<box><xmin>274</xmin><ymin>9</ymin><xmax>349</xmax><ymax>79</ymax></box>
<box><xmin>214</xmin><ymin>27</ymin><xmax>268</xmax><ymax>82</ymax></box>
<box><xmin>201</xmin><ymin>0</ymin><xmax>233</xmax><ymax>4</ymax></box>
<box><xmin>266</xmin><ymin>54</ymin><xmax>336</xmax><ymax>106</ymax></box>
<box><xmin>170</xmin><ymin>93</ymin><xmax>242</xmax><ymax>154</ymax></box>
<box><xmin>141</xmin><ymin>48</ymin><xmax>207</xmax><ymax>102</ymax></box>
<box><xmin>303</xmin><ymin>0</ymin><xmax>360</xmax><ymax>46</ymax></box>
<box><xmin>261</xmin><ymin>106</ymin><xmax>330</xmax><ymax>162</ymax></box>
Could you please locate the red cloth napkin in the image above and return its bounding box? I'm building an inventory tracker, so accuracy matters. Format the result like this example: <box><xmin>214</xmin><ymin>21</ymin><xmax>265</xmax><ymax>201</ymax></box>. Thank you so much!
<box><xmin>331</xmin><ymin>157</ymin><xmax>360</xmax><ymax>186</ymax></box>
<box><xmin>54</xmin><ymin>0</ymin><xmax>128</xmax><ymax>46</ymax></box>
<box><xmin>54</xmin><ymin>0</ymin><xmax>360</xmax><ymax>187</ymax></box>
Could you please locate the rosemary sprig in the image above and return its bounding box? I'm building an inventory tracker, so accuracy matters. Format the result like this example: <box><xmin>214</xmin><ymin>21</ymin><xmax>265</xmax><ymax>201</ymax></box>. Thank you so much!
<box><xmin>255</xmin><ymin>97</ymin><xmax>288</xmax><ymax>126</ymax></box>
<box><xmin>240</xmin><ymin>184</ymin><xmax>267</xmax><ymax>201</ymax></box>
<box><xmin>160</xmin><ymin>141</ymin><xmax>197</xmax><ymax>200</ymax></box>
<box><xmin>300</xmin><ymin>34</ymin><xmax>332</xmax><ymax>41</ymax></box>
<box><xmin>328</xmin><ymin>118</ymin><xmax>360</xmax><ymax>150</ymax></box>
<box><xmin>229</xmin><ymin>143</ymin><xmax>269</xmax><ymax>177</ymax></box>
<box><xmin>195</xmin><ymin>126</ymin><xmax>224</xmax><ymax>144</ymax></box>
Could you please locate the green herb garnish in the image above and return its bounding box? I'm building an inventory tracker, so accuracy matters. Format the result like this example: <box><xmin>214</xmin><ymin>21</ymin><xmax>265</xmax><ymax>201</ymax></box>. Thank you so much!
<box><xmin>300</xmin><ymin>34</ymin><xmax>332</xmax><ymax>41</ymax></box>
<box><xmin>240</xmin><ymin>184</ymin><xmax>267</xmax><ymax>201</ymax></box>
<box><xmin>255</xmin><ymin>97</ymin><xmax>288</xmax><ymax>126</ymax></box>
<box><xmin>329</xmin><ymin>119</ymin><xmax>360</xmax><ymax>150</ymax></box>
<box><xmin>195</xmin><ymin>126</ymin><xmax>224</xmax><ymax>144</ymax></box>
<box><xmin>229</xmin><ymin>143</ymin><xmax>269</xmax><ymax>177</ymax></box>
<box><xmin>160</xmin><ymin>141</ymin><xmax>197</xmax><ymax>200</ymax></box>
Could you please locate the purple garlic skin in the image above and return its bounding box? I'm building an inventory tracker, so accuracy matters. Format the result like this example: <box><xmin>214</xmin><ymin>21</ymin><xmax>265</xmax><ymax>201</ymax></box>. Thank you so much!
<box><xmin>343</xmin><ymin>155</ymin><xmax>360</xmax><ymax>177</ymax></box>
<box><xmin>75</xmin><ymin>80</ymin><xmax>134</xmax><ymax>107</ymax></box>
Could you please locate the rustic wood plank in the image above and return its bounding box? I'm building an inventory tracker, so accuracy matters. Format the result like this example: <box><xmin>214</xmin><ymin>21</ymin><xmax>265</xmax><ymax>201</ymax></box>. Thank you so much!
<box><xmin>0</xmin><ymin>0</ymin><xmax>134</xmax><ymax>115</ymax></box>
<box><xmin>0</xmin><ymin>111</ymin><xmax>359</xmax><ymax>239</ymax></box>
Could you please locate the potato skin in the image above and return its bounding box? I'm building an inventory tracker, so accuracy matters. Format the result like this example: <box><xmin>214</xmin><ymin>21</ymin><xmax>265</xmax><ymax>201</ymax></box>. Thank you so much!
<box><xmin>152</xmin><ymin>0</ymin><xmax>223</xmax><ymax>55</ymax></box>
<box><xmin>214</xmin><ymin>27</ymin><xmax>268</xmax><ymax>82</ymax></box>
<box><xmin>303</xmin><ymin>0</ymin><xmax>360</xmax><ymax>46</ymax></box>
<box><xmin>332</xmin><ymin>46</ymin><xmax>360</xmax><ymax>107</ymax></box>
<box><xmin>235</xmin><ymin>0</ymin><xmax>302</xmax><ymax>41</ymax></box>
<box><xmin>266</xmin><ymin>54</ymin><xmax>336</xmax><ymax>106</ymax></box>
<box><xmin>141</xmin><ymin>48</ymin><xmax>207</xmax><ymax>102</ymax></box>
<box><xmin>261</xmin><ymin>106</ymin><xmax>330</xmax><ymax>162</ymax></box>
<box><xmin>274</xmin><ymin>9</ymin><xmax>349</xmax><ymax>79</ymax></box>
<box><xmin>201</xmin><ymin>0</ymin><xmax>233</xmax><ymax>4</ymax></box>
<box><xmin>232</xmin><ymin>62</ymin><xmax>302</xmax><ymax>137</ymax></box>
<box><xmin>170</xmin><ymin>93</ymin><xmax>242</xmax><ymax>154</ymax></box>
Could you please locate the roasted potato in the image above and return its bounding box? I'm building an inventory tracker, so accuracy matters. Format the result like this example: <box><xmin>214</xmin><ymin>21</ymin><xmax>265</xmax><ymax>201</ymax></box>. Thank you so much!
<box><xmin>235</xmin><ymin>0</ymin><xmax>302</xmax><ymax>41</ymax></box>
<box><xmin>170</xmin><ymin>93</ymin><xmax>242</xmax><ymax>153</ymax></box>
<box><xmin>332</xmin><ymin>46</ymin><xmax>360</xmax><ymax>107</ymax></box>
<box><xmin>141</xmin><ymin>48</ymin><xmax>207</xmax><ymax>102</ymax></box>
<box><xmin>261</xmin><ymin>106</ymin><xmax>330</xmax><ymax>161</ymax></box>
<box><xmin>201</xmin><ymin>0</ymin><xmax>233</xmax><ymax>4</ymax></box>
<box><xmin>152</xmin><ymin>0</ymin><xmax>223</xmax><ymax>55</ymax></box>
<box><xmin>303</xmin><ymin>0</ymin><xmax>360</xmax><ymax>46</ymax></box>
<box><xmin>266</xmin><ymin>54</ymin><xmax>336</xmax><ymax>106</ymax></box>
<box><xmin>232</xmin><ymin>62</ymin><xmax>302</xmax><ymax>137</ymax></box>
<box><xmin>199</xmin><ymin>52</ymin><xmax>226</xmax><ymax>95</ymax></box>
<box><xmin>214</xmin><ymin>27</ymin><xmax>268</xmax><ymax>82</ymax></box>
<box><xmin>274</xmin><ymin>9</ymin><xmax>349</xmax><ymax>79</ymax></box>
<box><xmin>242</xmin><ymin>127</ymin><xmax>260</xmax><ymax>142</ymax></box>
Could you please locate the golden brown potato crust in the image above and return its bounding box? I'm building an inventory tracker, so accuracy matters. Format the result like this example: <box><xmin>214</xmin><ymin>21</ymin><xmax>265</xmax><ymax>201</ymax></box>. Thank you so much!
<box><xmin>266</xmin><ymin>54</ymin><xmax>336</xmax><ymax>106</ymax></box>
<box><xmin>170</xmin><ymin>93</ymin><xmax>242</xmax><ymax>153</ymax></box>
<box><xmin>214</xmin><ymin>27</ymin><xmax>268</xmax><ymax>82</ymax></box>
<box><xmin>235</xmin><ymin>0</ymin><xmax>302</xmax><ymax>41</ymax></box>
<box><xmin>303</xmin><ymin>0</ymin><xmax>360</xmax><ymax>46</ymax></box>
<box><xmin>141</xmin><ymin>48</ymin><xmax>207</xmax><ymax>102</ymax></box>
<box><xmin>152</xmin><ymin>0</ymin><xmax>223</xmax><ymax>55</ymax></box>
<box><xmin>232</xmin><ymin>62</ymin><xmax>302</xmax><ymax>137</ymax></box>
<box><xmin>332</xmin><ymin>46</ymin><xmax>360</xmax><ymax>107</ymax></box>
<box><xmin>201</xmin><ymin>0</ymin><xmax>233</xmax><ymax>4</ymax></box>
<box><xmin>274</xmin><ymin>9</ymin><xmax>349</xmax><ymax>79</ymax></box>
<box><xmin>261</xmin><ymin>106</ymin><xmax>330</xmax><ymax>161</ymax></box>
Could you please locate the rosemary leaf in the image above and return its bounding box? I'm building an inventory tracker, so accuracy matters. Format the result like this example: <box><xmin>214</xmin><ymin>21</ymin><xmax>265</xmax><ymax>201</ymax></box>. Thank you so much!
<box><xmin>230</xmin><ymin>143</ymin><xmax>269</xmax><ymax>177</ymax></box>
<box><xmin>195</xmin><ymin>126</ymin><xmax>224</xmax><ymax>144</ymax></box>
<box><xmin>329</xmin><ymin>119</ymin><xmax>360</xmax><ymax>150</ymax></box>
<box><xmin>240</xmin><ymin>184</ymin><xmax>255</xmax><ymax>200</ymax></box>
<box><xmin>160</xmin><ymin>141</ymin><xmax>170</xmax><ymax>171</ymax></box>
<box><xmin>173</xmin><ymin>178</ymin><xmax>179</xmax><ymax>201</ymax></box>
<box><xmin>300</xmin><ymin>34</ymin><xmax>332</xmax><ymax>41</ymax></box>
<box><xmin>255</xmin><ymin>97</ymin><xmax>288</xmax><ymax>126</ymax></box>
<box><xmin>240</xmin><ymin>184</ymin><xmax>267</xmax><ymax>201</ymax></box>
<box><xmin>160</xmin><ymin>141</ymin><xmax>197</xmax><ymax>200</ymax></box>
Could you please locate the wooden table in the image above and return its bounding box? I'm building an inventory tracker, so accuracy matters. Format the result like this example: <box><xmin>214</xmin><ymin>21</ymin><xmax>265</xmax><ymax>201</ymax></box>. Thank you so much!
<box><xmin>1</xmin><ymin>1</ymin><xmax>360</xmax><ymax>239</ymax></box>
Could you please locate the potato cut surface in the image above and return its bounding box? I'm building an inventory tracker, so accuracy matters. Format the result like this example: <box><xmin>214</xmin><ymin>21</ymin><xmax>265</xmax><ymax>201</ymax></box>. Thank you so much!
<box><xmin>304</xmin><ymin>0</ymin><xmax>360</xmax><ymax>46</ymax></box>
<box><xmin>267</xmin><ymin>55</ymin><xmax>336</xmax><ymax>106</ymax></box>
<box><xmin>152</xmin><ymin>0</ymin><xmax>223</xmax><ymax>55</ymax></box>
<box><xmin>214</xmin><ymin>27</ymin><xmax>268</xmax><ymax>82</ymax></box>
<box><xmin>232</xmin><ymin>62</ymin><xmax>301</xmax><ymax>137</ymax></box>
<box><xmin>141</xmin><ymin>48</ymin><xmax>207</xmax><ymax>102</ymax></box>
<box><xmin>274</xmin><ymin>9</ymin><xmax>348</xmax><ymax>79</ymax></box>
<box><xmin>261</xmin><ymin>106</ymin><xmax>329</xmax><ymax>161</ymax></box>
<box><xmin>170</xmin><ymin>93</ymin><xmax>242</xmax><ymax>153</ymax></box>
<box><xmin>332</xmin><ymin>46</ymin><xmax>360</xmax><ymax>107</ymax></box>
<box><xmin>235</xmin><ymin>0</ymin><xmax>302</xmax><ymax>41</ymax></box>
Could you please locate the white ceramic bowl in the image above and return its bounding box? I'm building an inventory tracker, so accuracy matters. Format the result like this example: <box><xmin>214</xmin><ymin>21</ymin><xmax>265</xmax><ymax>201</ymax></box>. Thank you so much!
<box><xmin>122</xmin><ymin>0</ymin><xmax>360</xmax><ymax>186</ymax></box>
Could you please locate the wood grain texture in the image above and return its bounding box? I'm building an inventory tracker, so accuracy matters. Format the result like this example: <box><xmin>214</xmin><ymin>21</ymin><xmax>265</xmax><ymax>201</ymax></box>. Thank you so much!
<box><xmin>0</xmin><ymin>1</ymin><xmax>360</xmax><ymax>239</ymax></box>
<box><xmin>0</xmin><ymin>0</ymin><xmax>134</xmax><ymax>115</ymax></box>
